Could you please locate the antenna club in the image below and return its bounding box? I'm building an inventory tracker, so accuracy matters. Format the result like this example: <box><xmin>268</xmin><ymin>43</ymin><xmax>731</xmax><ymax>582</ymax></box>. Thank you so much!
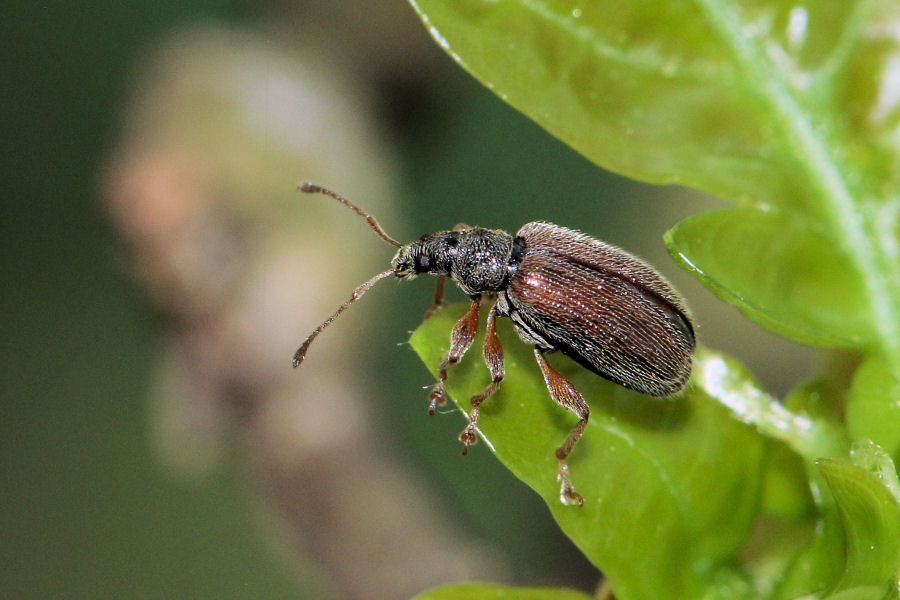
<box><xmin>291</xmin><ymin>268</ymin><xmax>395</xmax><ymax>371</ymax></box>
<box><xmin>292</xmin><ymin>337</ymin><xmax>314</xmax><ymax>368</ymax></box>
<box><xmin>298</xmin><ymin>182</ymin><xmax>320</xmax><ymax>194</ymax></box>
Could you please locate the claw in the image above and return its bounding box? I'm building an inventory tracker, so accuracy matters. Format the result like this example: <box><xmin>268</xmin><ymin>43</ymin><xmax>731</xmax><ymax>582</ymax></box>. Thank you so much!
<box><xmin>558</xmin><ymin>462</ymin><xmax>584</xmax><ymax>507</ymax></box>
<box><xmin>428</xmin><ymin>383</ymin><xmax>445</xmax><ymax>415</ymax></box>
<box><xmin>458</xmin><ymin>424</ymin><xmax>477</xmax><ymax>452</ymax></box>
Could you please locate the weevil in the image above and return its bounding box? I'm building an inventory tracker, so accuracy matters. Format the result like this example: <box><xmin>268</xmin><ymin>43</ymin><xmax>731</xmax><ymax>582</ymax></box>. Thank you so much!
<box><xmin>292</xmin><ymin>183</ymin><xmax>695</xmax><ymax>506</ymax></box>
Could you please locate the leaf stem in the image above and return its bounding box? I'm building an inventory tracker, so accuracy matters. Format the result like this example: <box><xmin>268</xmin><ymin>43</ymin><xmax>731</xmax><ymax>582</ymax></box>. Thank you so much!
<box><xmin>697</xmin><ymin>350</ymin><xmax>847</xmax><ymax>460</ymax></box>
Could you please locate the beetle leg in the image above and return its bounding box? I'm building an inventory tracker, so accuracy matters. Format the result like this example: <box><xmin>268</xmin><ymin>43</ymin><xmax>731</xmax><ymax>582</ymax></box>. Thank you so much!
<box><xmin>459</xmin><ymin>301</ymin><xmax>505</xmax><ymax>454</ymax></box>
<box><xmin>534</xmin><ymin>349</ymin><xmax>590</xmax><ymax>507</ymax></box>
<box><xmin>428</xmin><ymin>296</ymin><xmax>481</xmax><ymax>415</ymax></box>
<box><xmin>423</xmin><ymin>275</ymin><xmax>446</xmax><ymax>320</ymax></box>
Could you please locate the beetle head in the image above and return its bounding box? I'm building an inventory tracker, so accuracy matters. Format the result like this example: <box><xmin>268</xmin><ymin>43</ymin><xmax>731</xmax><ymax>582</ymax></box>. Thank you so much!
<box><xmin>391</xmin><ymin>232</ymin><xmax>459</xmax><ymax>280</ymax></box>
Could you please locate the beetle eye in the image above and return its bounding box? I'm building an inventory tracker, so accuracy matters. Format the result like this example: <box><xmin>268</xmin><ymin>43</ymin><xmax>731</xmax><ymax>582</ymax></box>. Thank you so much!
<box><xmin>414</xmin><ymin>254</ymin><xmax>431</xmax><ymax>272</ymax></box>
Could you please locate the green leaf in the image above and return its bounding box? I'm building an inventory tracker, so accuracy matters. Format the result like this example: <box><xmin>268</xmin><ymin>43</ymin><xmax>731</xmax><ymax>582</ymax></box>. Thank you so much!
<box><xmin>665</xmin><ymin>209</ymin><xmax>874</xmax><ymax>347</ymax></box>
<box><xmin>408</xmin><ymin>0</ymin><xmax>900</xmax><ymax>379</ymax></box>
<box><xmin>817</xmin><ymin>447</ymin><xmax>900</xmax><ymax>594</ymax></box>
<box><xmin>823</xmin><ymin>585</ymin><xmax>899</xmax><ymax>600</ymax></box>
<box><xmin>410</xmin><ymin>304</ymin><xmax>765</xmax><ymax>600</ymax></box>
<box><xmin>772</xmin><ymin>511</ymin><xmax>847</xmax><ymax>600</ymax></box>
<box><xmin>847</xmin><ymin>357</ymin><xmax>900</xmax><ymax>459</ymax></box>
<box><xmin>759</xmin><ymin>439</ymin><xmax>814</xmax><ymax>520</ymax></box>
<box><xmin>849</xmin><ymin>441</ymin><xmax>900</xmax><ymax>507</ymax></box>
<box><xmin>408</xmin><ymin>0</ymin><xmax>802</xmax><ymax>209</ymax></box>
<box><xmin>770</xmin><ymin>444</ymin><xmax>900</xmax><ymax>599</ymax></box>
<box><xmin>412</xmin><ymin>583</ymin><xmax>594</xmax><ymax>600</ymax></box>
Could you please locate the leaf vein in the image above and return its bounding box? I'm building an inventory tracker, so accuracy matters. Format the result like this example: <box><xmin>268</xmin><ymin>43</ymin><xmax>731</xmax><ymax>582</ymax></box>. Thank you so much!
<box><xmin>517</xmin><ymin>0</ymin><xmax>740</xmax><ymax>86</ymax></box>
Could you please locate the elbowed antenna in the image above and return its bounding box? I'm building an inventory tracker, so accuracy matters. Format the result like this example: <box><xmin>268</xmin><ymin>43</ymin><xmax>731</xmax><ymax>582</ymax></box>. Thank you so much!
<box><xmin>292</xmin><ymin>268</ymin><xmax>395</xmax><ymax>368</ymax></box>
<box><xmin>298</xmin><ymin>183</ymin><xmax>402</xmax><ymax>248</ymax></box>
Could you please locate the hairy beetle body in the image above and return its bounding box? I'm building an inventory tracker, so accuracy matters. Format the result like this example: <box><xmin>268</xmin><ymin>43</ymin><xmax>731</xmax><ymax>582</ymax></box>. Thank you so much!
<box><xmin>394</xmin><ymin>221</ymin><xmax>694</xmax><ymax>397</ymax></box>
<box><xmin>293</xmin><ymin>184</ymin><xmax>695</xmax><ymax>507</ymax></box>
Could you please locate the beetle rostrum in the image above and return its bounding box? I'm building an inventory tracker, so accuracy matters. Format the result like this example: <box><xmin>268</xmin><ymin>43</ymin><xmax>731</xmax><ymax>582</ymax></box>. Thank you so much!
<box><xmin>293</xmin><ymin>183</ymin><xmax>695</xmax><ymax>507</ymax></box>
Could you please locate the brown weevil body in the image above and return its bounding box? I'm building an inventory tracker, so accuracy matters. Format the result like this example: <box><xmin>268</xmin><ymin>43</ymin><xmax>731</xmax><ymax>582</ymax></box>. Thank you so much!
<box><xmin>293</xmin><ymin>183</ymin><xmax>695</xmax><ymax>506</ymax></box>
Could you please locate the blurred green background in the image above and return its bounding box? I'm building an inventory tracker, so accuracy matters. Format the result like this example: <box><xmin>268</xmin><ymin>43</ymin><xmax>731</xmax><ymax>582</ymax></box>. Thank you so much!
<box><xmin>2</xmin><ymin>2</ymin><xmax>307</xmax><ymax>597</ymax></box>
<box><xmin>1</xmin><ymin>1</ymin><xmax>814</xmax><ymax>598</ymax></box>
